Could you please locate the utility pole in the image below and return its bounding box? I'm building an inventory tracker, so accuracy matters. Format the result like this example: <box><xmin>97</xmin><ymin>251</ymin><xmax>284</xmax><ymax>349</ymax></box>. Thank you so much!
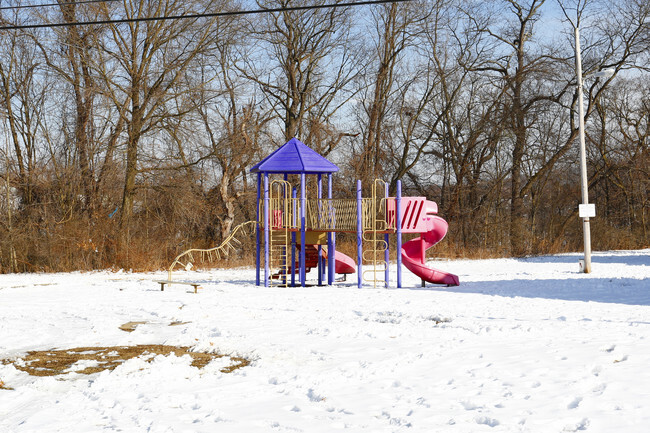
<box><xmin>575</xmin><ymin>26</ymin><xmax>592</xmax><ymax>273</ymax></box>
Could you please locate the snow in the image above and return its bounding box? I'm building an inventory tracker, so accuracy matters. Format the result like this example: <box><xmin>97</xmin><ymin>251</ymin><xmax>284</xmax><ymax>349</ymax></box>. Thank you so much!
<box><xmin>1</xmin><ymin>249</ymin><xmax>649</xmax><ymax>432</ymax></box>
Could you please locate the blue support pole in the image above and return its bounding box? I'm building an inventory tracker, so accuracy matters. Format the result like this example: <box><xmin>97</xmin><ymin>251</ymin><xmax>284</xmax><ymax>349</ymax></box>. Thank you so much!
<box><xmin>317</xmin><ymin>174</ymin><xmax>323</xmax><ymax>286</ymax></box>
<box><xmin>291</xmin><ymin>188</ymin><xmax>297</xmax><ymax>287</ymax></box>
<box><xmin>264</xmin><ymin>173</ymin><xmax>270</xmax><ymax>287</ymax></box>
<box><xmin>385</xmin><ymin>182</ymin><xmax>390</xmax><ymax>288</ymax></box>
<box><xmin>327</xmin><ymin>174</ymin><xmax>335</xmax><ymax>285</ymax></box>
<box><xmin>357</xmin><ymin>180</ymin><xmax>363</xmax><ymax>289</ymax></box>
<box><xmin>300</xmin><ymin>173</ymin><xmax>306</xmax><ymax>287</ymax></box>
<box><xmin>396</xmin><ymin>180</ymin><xmax>402</xmax><ymax>288</ymax></box>
<box><xmin>256</xmin><ymin>173</ymin><xmax>261</xmax><ymax>286</ymax></box>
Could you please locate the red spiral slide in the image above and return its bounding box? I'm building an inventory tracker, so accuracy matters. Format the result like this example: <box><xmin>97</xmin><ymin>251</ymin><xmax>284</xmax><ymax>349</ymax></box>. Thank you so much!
<box><xmin>398</xmin><ymin>199</ymin><xmax>459</xmax><ymax>286</ymax></box>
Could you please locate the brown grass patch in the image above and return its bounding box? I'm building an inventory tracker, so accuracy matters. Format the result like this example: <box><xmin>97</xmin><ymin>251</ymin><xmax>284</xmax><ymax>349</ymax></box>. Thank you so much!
<box><xmin>1</xmin><ymin>345</ymin><xmax>249</xmax><ymax>377</ymax></box>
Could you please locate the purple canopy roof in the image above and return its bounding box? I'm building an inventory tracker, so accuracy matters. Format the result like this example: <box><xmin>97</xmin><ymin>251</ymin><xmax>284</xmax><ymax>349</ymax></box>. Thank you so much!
<box><xmin>250</xmin><ymin>138</ymin><xmax>339</xmax><ymax>174</ymax></box>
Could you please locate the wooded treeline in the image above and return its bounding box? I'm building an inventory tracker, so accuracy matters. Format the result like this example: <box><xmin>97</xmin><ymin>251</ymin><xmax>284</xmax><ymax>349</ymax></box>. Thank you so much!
<box><xmin>0</xmin><ymin>0</ymin><xmax>648</xmax><ymax>273</ymax></box>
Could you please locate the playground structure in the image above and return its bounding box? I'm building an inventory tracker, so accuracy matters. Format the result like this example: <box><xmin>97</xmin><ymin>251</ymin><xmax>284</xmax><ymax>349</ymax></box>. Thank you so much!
<box><xmin>251</xmin><ymin>138</ymin><xmax>459</xmax><ymax>288</ymax></box>
<box><xmin>164</xmin><ymin>138</ymin><xmax>459</xmax><ymax>288</ymax></box>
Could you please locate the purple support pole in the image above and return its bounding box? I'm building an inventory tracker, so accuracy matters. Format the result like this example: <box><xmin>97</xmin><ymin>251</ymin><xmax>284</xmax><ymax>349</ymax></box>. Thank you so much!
<box><xmin>396</xmin><ymin>180</ymin><xmax>402</xmax><ymax>288</ymax></box>
<box><xmin>300</xmin><ymin>173</ymin><xmax>306</xmax><ymax>287</ymax></box>
<box><xmin>264</xmin><ymin>173</ymin><xmax>270</xmax><ymax>287</ymax></box>
<box><xmin>357</xmin><ymin>180</ymin><xmax>363</xmax><ymax>289</ymax></box>
<box><xmin>385</xmin><ymin>182</ymin><xmax>390</xmax><ymax>288</ymax></box>
<box><xmin>327</xmin><ymin>175</ymin><xmax>335</xmax><ymax>285</ymax></box>
<box><xmin>256</xmin><ymin>173</ymin><xmax>261</xmax><ymax>286</ymax></box>
<box><xmin>317</xmin><ymin>174</ymin><xmax>323</xmax><ymax>286</ymax></box>
<box><xmin>291</xmin><ymin>188</ymin><xmax>297</xmax><ymax>287</ymax></box>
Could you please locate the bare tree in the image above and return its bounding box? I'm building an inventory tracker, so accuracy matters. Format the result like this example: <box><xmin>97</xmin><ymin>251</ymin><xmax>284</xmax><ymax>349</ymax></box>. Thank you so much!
<box><xmin>244</xmin><ymin>0</ymin><xmax>360</xmax><ymax>150</ymax></box>
<box><xmin>89</xmin><ymin>0</ymin><xmax>229</xmax><ymax>238</ymax></box>
<box><xmin>0</xmin><ymin>23</ymin><xmax>46</xmax><ymax>208</ymax></box>
<box><xmin>590</xmin><ymin>77</ymin><xmax>649</xmax><ymax>245</ymax></box>
<box><xmin>354</xmin><ymin>1</ymin><xmax>423</xmax><ymax>186</ymax></box>
<box><xmin>194</xmin><ymin>29</ymin><xmax>272</xmax><ymax>240</ymax></box>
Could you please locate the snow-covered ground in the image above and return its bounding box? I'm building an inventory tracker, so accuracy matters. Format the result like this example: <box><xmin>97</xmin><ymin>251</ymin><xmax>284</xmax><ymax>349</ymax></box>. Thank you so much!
<box><xmin>1</xmin><ymin>249</ymin><xmax>649</xmax><ymax>432</ymax></box>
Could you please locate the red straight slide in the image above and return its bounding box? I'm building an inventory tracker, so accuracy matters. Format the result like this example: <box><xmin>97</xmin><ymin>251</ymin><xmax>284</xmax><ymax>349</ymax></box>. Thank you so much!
<box><xmin>319</xmin><ymin>246</ymin><xmax>356</xmax><ymax>274</ymax></box>
<box><xmin>295</xmin><ymin>244</ymin><xmax>356</xmax><ymax>275</ymax></box>
<box><xmin>399</xmin><ymin>200</ymin><xmax>460</xmax><ymax>286</ymax></box>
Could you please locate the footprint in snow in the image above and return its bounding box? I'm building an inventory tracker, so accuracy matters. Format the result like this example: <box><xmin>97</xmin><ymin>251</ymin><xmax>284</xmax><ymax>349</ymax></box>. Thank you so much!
<box><xmin>307</xmin><ymin>388</ymin><xmax>326</xmax><ymax>402</ymax></box>
<box><xmin>562</xmin><ymin>418</ymin><xmax>590</xmax><ymax>431</ymax></box>
<box><xmin>567</xmin><ymin>396</ymin><xmax>582</xmax><ymax>409</ymax></box>
<box><xmin>460</xmin><ymin>400</ymin><xmax>481</xmax><ymax>410</ymax></box>
<box><xmin>475</xmin><ymin>416</ymin><xmax>500</xmax><ymax>427</ymax></box>
<box><xmin>592</xmin><ymin>383</ymin><xmax>607</xmax><ymax>395</ymax></box>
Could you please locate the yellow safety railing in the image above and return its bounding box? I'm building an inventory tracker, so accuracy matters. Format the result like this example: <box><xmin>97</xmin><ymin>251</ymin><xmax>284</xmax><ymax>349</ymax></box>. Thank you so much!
<box><xmin>167</xmin><ymin>220</ymin><xmax>256</xmax><ymax>280</ymax></box>
<box><xmin>306</xmin><ymin>198</ymin><xmax>357</xmax><ymax>231</ymax></box>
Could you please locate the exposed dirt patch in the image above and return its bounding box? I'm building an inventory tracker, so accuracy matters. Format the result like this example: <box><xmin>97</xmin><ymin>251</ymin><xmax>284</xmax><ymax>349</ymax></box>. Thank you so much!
<box><xmin>1</xmin><ymin>345</ymin><xmax>249</xmax><ymax>377</ymax></box>
<box><xmin>118</xmin><ymin>321</ymin><xmax>148</xmax><ymax>332</ymax></box>
<box><xmin>118</xmin><ymin>321</ymin><xmax>192</xmax><ymax>332</ymax></box>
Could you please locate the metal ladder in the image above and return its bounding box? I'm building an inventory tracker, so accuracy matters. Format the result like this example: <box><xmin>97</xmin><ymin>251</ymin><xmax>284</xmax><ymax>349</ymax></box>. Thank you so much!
<box><xmin>362</xmin><ymin>180</ymin><xmax>389</xmax><ymax>288</ymax></box>
<box><xmin>269</xmin><ymin>179</ymin><xmax>290</xmax><ymax>287</ymax></box>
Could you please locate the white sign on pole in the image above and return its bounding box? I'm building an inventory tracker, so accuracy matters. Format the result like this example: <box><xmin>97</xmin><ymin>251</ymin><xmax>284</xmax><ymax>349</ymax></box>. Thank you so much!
<box><xmin>579</xmin><ymin>203</ymin><xmax>596</xmax><ymax>218</ymax></box>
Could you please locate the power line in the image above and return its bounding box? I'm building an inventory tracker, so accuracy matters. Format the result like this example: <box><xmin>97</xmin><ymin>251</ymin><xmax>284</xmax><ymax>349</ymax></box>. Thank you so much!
<box><xmin>0</xmin><ymin>0</ymin><xmax>414</xmax><ymax>31</ymax></box>
<box><xmin>0</xmin><ymin>0</ymin><xmax>120</xmax><ymax>11</ymax></box>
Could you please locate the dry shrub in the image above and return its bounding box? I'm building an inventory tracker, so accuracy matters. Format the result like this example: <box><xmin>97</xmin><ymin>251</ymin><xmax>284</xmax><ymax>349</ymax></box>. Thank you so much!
<box><xmin>592</xmin><ymin>222</ymin><xmax>648</xmax><ymax>251</ymax></box>
<box><xmin>2</xmin><ymin>165</ymin><xmax>647</xmax><ymax>274</ymax></box>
